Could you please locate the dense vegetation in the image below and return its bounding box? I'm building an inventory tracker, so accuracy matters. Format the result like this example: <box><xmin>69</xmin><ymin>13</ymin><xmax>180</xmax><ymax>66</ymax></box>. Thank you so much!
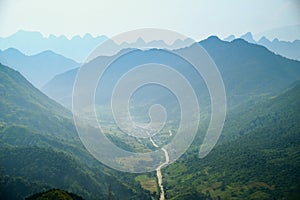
<box><xmin>163</xmin><ymin>83</ymin><xmax>300</xmax><ymax>199</ymax></box>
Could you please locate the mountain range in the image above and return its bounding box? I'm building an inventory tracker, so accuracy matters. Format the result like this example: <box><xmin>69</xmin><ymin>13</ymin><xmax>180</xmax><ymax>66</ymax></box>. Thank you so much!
<box><xmin>2</xmin><ymin>30</ymin><xmax>299</xmax><ymax>64</ymax></box>
<box><xmin>42</xmin><ymin>36</ymin><xmax>300</xmax><ymax>109</ymax></box>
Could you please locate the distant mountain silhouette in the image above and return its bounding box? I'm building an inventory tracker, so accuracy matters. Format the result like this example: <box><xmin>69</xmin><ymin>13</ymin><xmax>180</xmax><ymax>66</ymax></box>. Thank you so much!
<box><xmin>223</xmin><ymin>34</ymin><xmax>235</xmax><ymax>42</ymax></box>
<box><xmin>255</xmin><ymin>24</ymin><xmax>300</xmax><ymax>41</ymax></box>
<box><xmin>223</xmin><ymin>32</ymin><xmax>300</xmax><ymax>61</ymax></box>
<box><xmin>0</xmin><ymin>30</ymin><xmax>108</xmax><ymax>62</ymax></box>
<box><xmin>225</xmin><ymin>25</ymin><xmax>300</xmax><ymax>42</ymax></box>
<box><xmin>0</xmin><ymin>48</ymin><xmax>79</xmax><ymax>88</ymax></box>
<box><xmin>240</xmin><ymin>32</ymin><xmax>256</xmax><ymax>43</ymax></box>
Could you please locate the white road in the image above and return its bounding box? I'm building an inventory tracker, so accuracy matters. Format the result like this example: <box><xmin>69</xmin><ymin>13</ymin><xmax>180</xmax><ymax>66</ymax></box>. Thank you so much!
<box><xmin>149</xmin><ymin>136</ymin><xmax>170</xmax><ymax>200</ymax></box>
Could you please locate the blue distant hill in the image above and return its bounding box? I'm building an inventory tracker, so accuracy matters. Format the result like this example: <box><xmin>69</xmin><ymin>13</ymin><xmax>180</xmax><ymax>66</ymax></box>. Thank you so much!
<box><xmin>0</xmin><ymin>48</ymin><xmax>80</xmax><ymax>88</ymax></box>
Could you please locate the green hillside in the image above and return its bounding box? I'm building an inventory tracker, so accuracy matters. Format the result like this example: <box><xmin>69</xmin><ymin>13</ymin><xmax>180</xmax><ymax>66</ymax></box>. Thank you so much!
<box><xmin>163</xmin><ymin>83</ymin><xmax>300</xmax><ymax>199</ymax></box>
<box><xmin>0</xmin><ymin>62</ymin><xmax>75</xmax><ymax>139</ymax></box>
<box><xmin>0</xmin><ymin>63</ymin><xmax>150</xmax><ymax>200</ymax></box>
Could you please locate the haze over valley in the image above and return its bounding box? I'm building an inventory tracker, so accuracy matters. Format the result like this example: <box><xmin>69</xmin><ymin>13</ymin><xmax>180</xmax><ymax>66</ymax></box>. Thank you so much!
<box><xmin>0</xmin><ymin>1</ymin><xmax>299</xmax><ymax>199</ymax></box>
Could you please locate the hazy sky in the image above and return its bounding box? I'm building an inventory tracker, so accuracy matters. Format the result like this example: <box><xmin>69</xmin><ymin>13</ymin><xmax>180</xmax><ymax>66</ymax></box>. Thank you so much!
<box><xmin>0</xmin><ymin>0</ymin><xmax>299</xmax><ymax>40</ymax></box>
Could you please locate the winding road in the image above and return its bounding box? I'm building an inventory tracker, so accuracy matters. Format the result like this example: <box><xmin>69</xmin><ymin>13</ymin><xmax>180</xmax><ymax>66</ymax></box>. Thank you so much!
<box><xmin>149</xmin><ymin>136</ymin><xmax>170</xmax><ymax>200</ymax></box>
